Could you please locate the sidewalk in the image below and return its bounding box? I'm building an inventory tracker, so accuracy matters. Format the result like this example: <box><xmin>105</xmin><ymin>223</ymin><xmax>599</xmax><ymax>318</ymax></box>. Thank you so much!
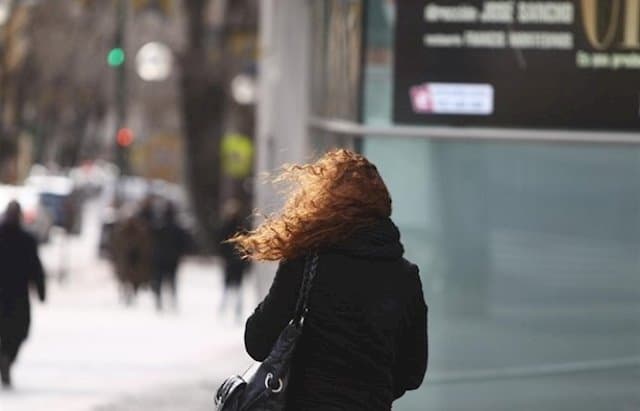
<box><xmin>95</xmin><ymin>380</ymin><xmax>219</xmax><ymax>411</ymax></box>
<box><xmin>4</xmin><ymin>236</ymin><xmax>256</xmax><ymax>411</ymax></box>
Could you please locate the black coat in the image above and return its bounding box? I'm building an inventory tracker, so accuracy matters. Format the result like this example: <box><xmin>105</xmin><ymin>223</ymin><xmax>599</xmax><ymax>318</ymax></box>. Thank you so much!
<box><xmin>0</xmin><ymin>222</ymin><xmax>46</xmax><ymax>343</ymax></box>
<box><xmin>245</xmin><ymin>218</ymin><xmax>428</xmax><ymax>410</ymax></box>
<box><xmin>152</xmin><ymin>221</ymin><xmax>187</xmax><ymax>274</ymax></box>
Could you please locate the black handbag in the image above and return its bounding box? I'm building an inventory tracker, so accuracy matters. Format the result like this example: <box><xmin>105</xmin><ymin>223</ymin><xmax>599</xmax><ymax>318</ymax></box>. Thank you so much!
<box><xmin>214</xmin><ymin>253</ymin><xmax>319</xmax><ymax>411</ymax></box>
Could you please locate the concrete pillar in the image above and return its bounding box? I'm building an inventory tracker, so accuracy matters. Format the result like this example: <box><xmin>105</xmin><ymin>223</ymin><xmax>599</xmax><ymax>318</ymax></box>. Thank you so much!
<box><xmin>254</xmin><ymin>0</ymin><xmax>311</xmax><ymax>295</ymax></box>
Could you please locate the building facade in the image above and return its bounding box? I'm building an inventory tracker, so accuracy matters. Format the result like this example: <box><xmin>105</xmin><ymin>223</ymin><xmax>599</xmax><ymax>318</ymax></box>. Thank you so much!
<box><xmin>258</xmin><ymin>1</ymin><xmax>640</xmax><ymax>410</ymax></box>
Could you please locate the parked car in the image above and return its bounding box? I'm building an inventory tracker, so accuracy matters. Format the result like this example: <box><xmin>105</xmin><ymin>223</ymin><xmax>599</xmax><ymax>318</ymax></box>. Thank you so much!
<box><xmin>0</xmin><ymin>184</ymin><xmax>54</xmax><ymax>243</ymax></box>
<box><xmin>69</xmin><ymin>160</ymin><xmax>119</xmax><ymax>200</ymax></box>
<box><xmin>25</xmin><ymin>175</ymin><xmax>84</xmax><ymax>235</ymax></box>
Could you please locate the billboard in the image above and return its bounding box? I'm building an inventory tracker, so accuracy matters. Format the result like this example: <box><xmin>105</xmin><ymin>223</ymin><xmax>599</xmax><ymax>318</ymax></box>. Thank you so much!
<box><xmin>394</xmin><ymin>1</ymin><xmax>640</xmax><ymax>131</ymax></box>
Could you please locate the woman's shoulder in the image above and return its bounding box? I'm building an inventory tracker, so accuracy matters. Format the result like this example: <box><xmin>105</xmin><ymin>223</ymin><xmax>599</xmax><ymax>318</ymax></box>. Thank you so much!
<box><xmin>399</xmin><ymin>257</ymin><xmax>420</xmax><ymax>279</ymax></box>
<box><xmin>398</xmin><ymin>258</ymin><xmax>426</xmax><ymax>312</ymax></box>
<box><xmin>272</xmin><ymin>256</ymin><xmax>308</xmax><ymax>287</ymax></box>
<box><xmin>278</xmin><ymin>255</ymin><xmax>307</xmax><ymax>273</ymax></box>
<box><xmin>317</xmin><ymin>250</ymin><xmax>421</xmax><ymax>286</ymax></box>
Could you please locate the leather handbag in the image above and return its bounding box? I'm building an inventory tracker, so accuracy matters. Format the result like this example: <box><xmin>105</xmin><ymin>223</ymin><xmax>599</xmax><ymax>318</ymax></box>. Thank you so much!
<box><xmin>214</xmin><ymin>253</ymin><xmax>319</xmax><ymax>411</ymax></box>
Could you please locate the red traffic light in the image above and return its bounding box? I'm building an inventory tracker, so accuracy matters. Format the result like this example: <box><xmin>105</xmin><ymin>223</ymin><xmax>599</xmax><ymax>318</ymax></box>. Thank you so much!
<box><xmin>116</xmin><ymin>128</ymin><xmax>134</xmax><ymax>147</ymax></box>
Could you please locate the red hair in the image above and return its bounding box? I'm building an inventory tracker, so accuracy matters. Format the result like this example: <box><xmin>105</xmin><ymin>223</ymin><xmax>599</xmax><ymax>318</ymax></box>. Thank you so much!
<box><xmin>229</xmin><ymin>149</ymin><xmax>391</xmax><ymax>261</ymax></box>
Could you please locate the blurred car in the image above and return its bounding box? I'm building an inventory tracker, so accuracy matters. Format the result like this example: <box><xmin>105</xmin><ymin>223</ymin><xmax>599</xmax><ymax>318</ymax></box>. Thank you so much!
<box><xmin>69</xmin><ymin>160</ymin><xmax>119</xmax><ymax>200</ymax></box>
<box><xmin>25</xmin><ymin>175</ymin><xmax>84</xmax><ymax>235</ymax></box>
<box><xmin>0</xmin><ymin>184</ymin><xmax>54</xmax><ymax>243</ymax></box>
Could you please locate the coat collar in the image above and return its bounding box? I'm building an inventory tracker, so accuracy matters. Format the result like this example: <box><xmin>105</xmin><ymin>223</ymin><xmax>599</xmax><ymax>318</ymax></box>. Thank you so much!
<box><xmin>329</xmin><ymin>218</ymin><xmax>404</xmax><ymax>260</ymax></box>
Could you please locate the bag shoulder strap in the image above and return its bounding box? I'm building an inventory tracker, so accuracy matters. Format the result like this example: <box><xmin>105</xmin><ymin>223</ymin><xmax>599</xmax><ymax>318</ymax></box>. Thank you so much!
<box><xmin>293</xmin><ymin>252</ymin><xmax>319</xmax><ymax>326</ymax></box>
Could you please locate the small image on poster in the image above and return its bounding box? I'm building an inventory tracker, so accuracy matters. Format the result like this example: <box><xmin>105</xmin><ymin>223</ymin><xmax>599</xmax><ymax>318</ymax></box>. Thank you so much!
<box><xmin>394</xmin><ymin>0</ymin><xmax>640</xmax><ymax>131</ymax></box>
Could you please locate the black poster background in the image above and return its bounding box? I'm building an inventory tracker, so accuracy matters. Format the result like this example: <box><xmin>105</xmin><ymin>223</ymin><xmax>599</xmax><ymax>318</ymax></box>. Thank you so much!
<box><xmin>393</xmin><ymin>0</ymin><xmax>640</xmax><ymax>131</ymax></box>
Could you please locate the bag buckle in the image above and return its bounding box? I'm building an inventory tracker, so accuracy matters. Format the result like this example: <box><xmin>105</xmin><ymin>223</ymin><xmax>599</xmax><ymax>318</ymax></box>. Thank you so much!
<box><xmin>265</xmin><ymin>372</ymin><xmax>284</xmax><ymax>393</ymax></box>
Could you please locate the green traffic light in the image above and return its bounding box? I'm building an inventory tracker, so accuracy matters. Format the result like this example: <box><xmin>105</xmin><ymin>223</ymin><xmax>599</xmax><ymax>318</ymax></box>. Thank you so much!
<box><xmin>107</xmin><ymin>47</ymin><xmax>125</xmax><ymax>67</ymax></box>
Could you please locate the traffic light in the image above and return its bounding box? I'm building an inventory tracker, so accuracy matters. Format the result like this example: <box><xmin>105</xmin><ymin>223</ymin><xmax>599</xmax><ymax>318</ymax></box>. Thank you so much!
<box><xmin>116</xmin><ymin>128</ymin><xmax>134</xmax><ymax>147</ymax></box>
<box><xmin>107</xmin><ymin>47</ymin><xmax>125</xmax><ymax>67</ymax></box>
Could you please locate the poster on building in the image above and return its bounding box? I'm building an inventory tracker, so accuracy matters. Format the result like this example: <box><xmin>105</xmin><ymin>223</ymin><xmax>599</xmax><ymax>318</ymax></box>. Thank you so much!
<box><xmin>394</xmin><ymin>1</ymin><xmax>640</xmax><ymax>131</ymax></box>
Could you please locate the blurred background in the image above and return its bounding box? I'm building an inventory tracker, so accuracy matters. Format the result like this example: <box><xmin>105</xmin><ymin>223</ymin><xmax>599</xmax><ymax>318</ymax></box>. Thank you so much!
<box><xmin>1</xmin><ymin>0</ymin><xmax>640</xmax><ymax>410</ymax></box>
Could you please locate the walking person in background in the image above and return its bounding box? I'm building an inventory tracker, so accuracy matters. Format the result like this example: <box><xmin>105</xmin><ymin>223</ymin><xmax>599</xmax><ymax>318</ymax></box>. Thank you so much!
<box><xmin>151</xmin><ymin>201</ymin><xmax>188</xmax><ymax>311</ymax></box>
<box><xmin>228</xmin><ymin>149</ymin><xmax>428</xmax><ymax>410</ymax></box>
<box><xmin>0</xmin><ymin>201</ymin><xmax>46</xmax><ymax>389</ymax></box>
<box><xmin>111</xmin><ymin>200</ymin><xmax>153</xmax><ymax>305</ymax></box>
<box><xmin>219</xmin><ymin>199</ymin><xmax>251</xmax><ymax>322</ymax></box>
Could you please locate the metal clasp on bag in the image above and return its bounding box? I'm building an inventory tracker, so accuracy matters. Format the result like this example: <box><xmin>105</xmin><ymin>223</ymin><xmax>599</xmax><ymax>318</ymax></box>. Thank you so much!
<box><xmin>265</xmin><ymin>372</ymin><xmax>284</xmax><ymax>393</ymax></box>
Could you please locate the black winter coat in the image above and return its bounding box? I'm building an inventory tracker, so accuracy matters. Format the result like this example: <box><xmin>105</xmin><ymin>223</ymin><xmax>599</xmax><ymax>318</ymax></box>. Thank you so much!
<box><xmin>152</xmin><ymin>221</ymin><xmax>187</xmax><ymax>274</ymax></box>
<box><xmin>0</xmin><ymin>222</ymin><xmax>46</xmax><ymax>343</ymax></box>
<box><xmin>244</xmin><ymin>218</ymin><xmax>428</xmax><ymax>410</ymax></box>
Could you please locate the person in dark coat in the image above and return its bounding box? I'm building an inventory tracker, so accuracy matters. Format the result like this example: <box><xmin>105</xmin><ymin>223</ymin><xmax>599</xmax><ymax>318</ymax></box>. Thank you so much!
<box><xmin>229</xmin><ymin>149</ymin><xmax>428</xmax><ymax>410</ymax></box>
<box><xmin>151</xmin><ymin>202</ymin><xmax>188</xmax><ymax>311</ymax></box>
<box><xmin>111</xmin><ymin>206</ymin><xmax>153</xmax><ymax>306</ymax></box>
<box><xmin>0</xmin><ymin>201</ymin><xmax>46</xmax><ymax>388</ymax></box>
<box><xmin>218</xmin><ymin>199</ymin><xmax>251</xmax><ymax>320</ymax></box>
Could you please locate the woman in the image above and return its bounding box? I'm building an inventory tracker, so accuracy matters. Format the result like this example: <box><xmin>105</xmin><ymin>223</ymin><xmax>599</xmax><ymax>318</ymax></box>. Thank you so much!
<box><xmin>230</xmin><ymin>149</ymin><xmax>428</xmax><ymax>410</ymax></box>
<box><xmin>0</xmin><ymin>201</ymin><xmax>46</xmax><ymax>388</ymax></box>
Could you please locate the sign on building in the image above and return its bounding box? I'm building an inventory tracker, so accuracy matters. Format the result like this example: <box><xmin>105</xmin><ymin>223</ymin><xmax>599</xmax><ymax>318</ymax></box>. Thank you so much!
<box><xmin>221</xmin><ymin>133</ymin><xmax>253</xmax><ymax>179</ymax></box>
<box><xmin>394</xmin><ymin>1</ymin><xmax>640</xmax><ymax>131</ymax></box>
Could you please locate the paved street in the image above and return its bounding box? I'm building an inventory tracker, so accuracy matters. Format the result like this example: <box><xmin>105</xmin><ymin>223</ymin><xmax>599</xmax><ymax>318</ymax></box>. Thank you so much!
<box><xmin>2</xmin><ymin>202</ymin><xmax>254</xmax><ymax>411</ymax></box>
<box><xmin>95</xmin><ymin>381</ymin><xmax>216</xmax><ymax>411</ymax></box>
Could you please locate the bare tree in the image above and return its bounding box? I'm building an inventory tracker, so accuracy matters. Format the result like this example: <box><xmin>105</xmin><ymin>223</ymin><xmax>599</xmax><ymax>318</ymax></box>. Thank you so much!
<box><xmin>24</xmin><ymin>1</ymin><xmax>112</xmax><ymax>167</ymax></box>
<box><xmin>180</xmin><ymin>0</ymin><xmax>257</xmax><ymax>251</ymax></box>
<box><xmin>0</xmin><ymin>4</ymin><xmax>31</xmax><ymax>182</ymax></box>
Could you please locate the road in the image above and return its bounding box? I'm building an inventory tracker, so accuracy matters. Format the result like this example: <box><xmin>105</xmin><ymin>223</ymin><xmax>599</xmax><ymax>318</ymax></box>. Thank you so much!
<box><xmin>3</xmin><ymin>201</ymin><xmax>254</xmax><ymax>411</ymax></box>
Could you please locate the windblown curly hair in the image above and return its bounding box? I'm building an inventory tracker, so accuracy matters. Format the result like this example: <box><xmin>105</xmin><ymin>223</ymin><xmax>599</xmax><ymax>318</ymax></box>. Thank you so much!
<box><xmin>229</xmin><ymin>149</ymin><xmax>391</xmax><ymax>261</ymax></box>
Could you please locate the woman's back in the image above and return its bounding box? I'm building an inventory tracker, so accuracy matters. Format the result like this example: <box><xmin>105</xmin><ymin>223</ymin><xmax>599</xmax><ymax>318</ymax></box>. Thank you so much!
<box><xmin>244</xmin><ymin>219</ymin><xmax>428</xmax><ymax>410</ymax></box>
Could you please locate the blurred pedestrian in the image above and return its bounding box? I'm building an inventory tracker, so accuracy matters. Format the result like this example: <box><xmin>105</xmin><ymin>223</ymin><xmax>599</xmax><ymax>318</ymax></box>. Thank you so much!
<box><xmin>111</xmin><ymin>200</ymin><xmax>153</xmax><ymax>305</ymax></box>
<box><xmin>229</xmin><ymin>149</ymin><xmax>428</xmax><ymax>409</ymax></box>
<box><xmin>219</xmin><ymin>199</ymin><xmax>251</xmax><ymax>321</ymax></box>
<box><xmin>0</xmin><ymin>201</ymin><xmax>46</xmax><ymax>389</ymax></box>
<box><xmin>151</xmin><ymin>202</ymin><xmax>188</xmax><ymax>311</ymax></box>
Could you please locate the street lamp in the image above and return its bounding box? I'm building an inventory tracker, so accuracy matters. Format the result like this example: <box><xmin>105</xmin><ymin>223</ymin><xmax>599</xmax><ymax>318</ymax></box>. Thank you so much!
<box><xmin>135</xmin><ymin>41</ymin><xmax>172</xmax><ymax>82</ymax></box>
<box><xmin>231</xmin><ymin>73</ymin><xmax>256</xmax><ymax>105</ymax></box>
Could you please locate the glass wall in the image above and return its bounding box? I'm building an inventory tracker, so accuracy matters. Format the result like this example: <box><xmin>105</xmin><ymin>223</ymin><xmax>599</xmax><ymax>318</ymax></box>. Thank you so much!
<box><xmin>367</xmin><ymin>138</ymin><xmax>640</xmax><ymax>411</ymax></box>
<box><xmin>313</xmin><ymin>1</ymin><xmax>640</xmax><ymax>410</ymax></box>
